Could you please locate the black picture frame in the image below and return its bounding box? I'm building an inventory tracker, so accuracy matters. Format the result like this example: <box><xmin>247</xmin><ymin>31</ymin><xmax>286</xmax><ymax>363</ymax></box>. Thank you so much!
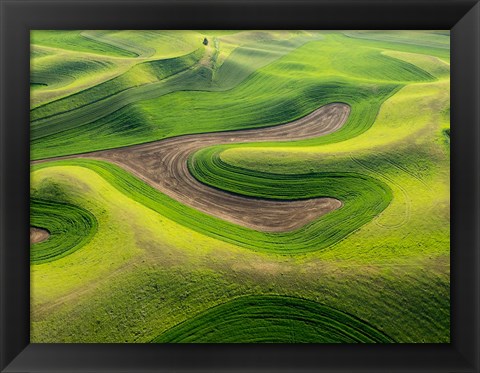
<box><xmin>1</xmin><ymin>0</ymin><xmax>479</xmax><ymax>372</ymax></box>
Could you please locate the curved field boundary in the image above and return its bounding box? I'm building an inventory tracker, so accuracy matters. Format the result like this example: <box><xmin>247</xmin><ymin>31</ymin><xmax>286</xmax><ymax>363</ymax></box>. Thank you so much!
<box><xmin>80</xmin><ymin>31</ymin><xmax>153</xmax><ymax>58</ymax></box>
<box><xmin>31</xmin><ymin>58</ymin><xmax>115</xmax><ymax>92</ymax></box>
<box><xmin>30</xmin><ymin>71</ymin><xmax>75</xmax><ymax>90</ymax></box>
<box><xmin>32</xmin><ymin>103</ymin><xmax>392</xmax><ymax>253</ymax></box>
<box><xmin>79</xmin><ymin>103</ymin><xmax>349</xmax><ymax>232</ymax></box>
<box><xmin>342</xmin><ymin>32</ymin><xmax>450</xmax><ymax>62</ymax></box>
<box><xmin>343</xmin><ymin>31</ymin><xmax>449</xmax><ymax>50</ymax></box>
<box><xmin>188</xmin><ymin>150</ymin><xmax>392</xmax><ymax>245</ymax></box>
<box><xmin>31</xmin><ymin>30</ymin><xmax>137</xmax><ymax>58</ymax></box>
<box><xmin>32</xmin><ymin>154</ymin><xmax>391</xmax><ymax>255</ymax></box>
<box><xmin>30</xmin><ymin>198</ymin><xmax>98</xmax><ymax>264</ymax></box>
<box><xmin>31</xmin><ymin>48</ymin><xmax>205</xmax><ymax>122</ymax></box>
<box><xmin>152</xmin><ymin>295</ymin><xmax>395</xmax><ymax>343</ymax></box>
<box><xmin>30</xmin><ymin>49</ymin><xmax>207</xmax><ymax>135</ymax></box>
<box><xmin>350</xmin><ymin>156</ymin><xmax>411</xmax><ymax>229</ymax></box>
<box><xmin>212</xmin><ymin>35</ymin><xmax>316</xmax><ymax>90</ymax></box>
<box><xmin>30</xmin><ymin>34</ymin><xmax>318</xmax><ymax>142</ymax></box>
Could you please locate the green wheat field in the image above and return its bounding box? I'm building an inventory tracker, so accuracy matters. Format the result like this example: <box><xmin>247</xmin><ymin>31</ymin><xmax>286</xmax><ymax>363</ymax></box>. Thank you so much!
<box><xmin>30</xmin><ymin>30</ymin><xmax>450</xmax><ymax>343</ymax></box>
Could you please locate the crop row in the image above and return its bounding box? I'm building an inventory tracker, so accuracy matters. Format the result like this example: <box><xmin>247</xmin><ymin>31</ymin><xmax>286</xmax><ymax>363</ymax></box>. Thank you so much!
<box><xmin>30</xmin><ymin>197</ymin><xmax>98</xmax><ymax>264</ymax></box>
<box><xmin>189</xmin><ymin>147</ymin><xmax>392</xmax><ymax>251</ymax></box>
<box><xmin>153</xmin><ymin>295</ymin><xmax>394</xmax><ymax>343</ymax></box>
<box><xmin>30</xmin><ymin>35</ymin><xmax>313</xmax><ymax>135</ymax></box>
<box><xmin>31</xmin><ymin>30</ymin><xmax>137</xmax><ymax>57</ymax></box>
<box><xmin>31</xmin><ymin>33</ymin><xmax>436</xmax><ymax>160</ymax></box>
<box><xmin>31</xmin><ymin>47</ymin><xmax>205</xmax><ymax>121</ymax></box>
<box><xmin>33</xmin><ymin>158</ymin><xmax>391</xmax><ymax>254</ymax></box>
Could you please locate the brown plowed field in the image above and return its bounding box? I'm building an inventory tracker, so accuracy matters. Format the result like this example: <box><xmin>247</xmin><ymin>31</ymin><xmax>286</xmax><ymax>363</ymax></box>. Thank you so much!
<box><xmin>37</xmin><ymin>103</ymin><xmax>350</xmax><ymax>232</ymax></box>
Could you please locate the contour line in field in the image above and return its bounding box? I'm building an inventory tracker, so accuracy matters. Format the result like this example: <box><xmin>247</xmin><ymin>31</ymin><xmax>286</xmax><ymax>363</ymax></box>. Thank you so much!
<box><xmin>152</xmin><ymin>294</ymin><xmax>395</xmax><ymax>343</ymax></box>
<box><xmin>33</xmin><ymin>103</ymin><xmax>349</xmax><ymax>232</ymax></box>
<box><xmin>72</xmin><ymin>103</ymin><xmax>350</xmax><ymax>232</ymax></box>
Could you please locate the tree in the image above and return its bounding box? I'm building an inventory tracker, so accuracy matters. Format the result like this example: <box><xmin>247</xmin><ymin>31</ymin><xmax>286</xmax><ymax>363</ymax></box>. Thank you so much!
<box><xmin>203</xmin><ymin>37</ymin><xmax>208</xmax><ymax>46</ymax></box>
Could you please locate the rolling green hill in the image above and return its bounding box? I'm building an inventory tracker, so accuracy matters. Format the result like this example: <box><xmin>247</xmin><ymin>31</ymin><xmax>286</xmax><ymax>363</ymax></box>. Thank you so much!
<box><xmin>30</xmin><ymin>30</ymin><xmax>450</xmax><ymax>344</ymax></box>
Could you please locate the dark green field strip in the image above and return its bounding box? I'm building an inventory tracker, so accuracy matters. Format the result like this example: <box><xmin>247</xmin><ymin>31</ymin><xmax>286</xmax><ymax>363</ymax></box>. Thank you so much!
<box><xmin>30</xmin><ymin>67</ymin><xmax>208</xmax><ymax>140</ymax></box>
<box><xmin>31</xmin><ymin>48</ymin><xmax>205</xmax><ymax>121</ymax></box>
<box><xmin>32</xmin><ymin>159</ymin><xmax>391</xmax><ymax>254</ymax></box>
<box><xmin>30</xmin><ymin>198</ymin><xmax>98</xmax><ymax>264</ymax></box>
<box><xmin>31</xmin><ymin>79</ymin><xmax>400</xmax><ymax>160</ymax></box>
<box><xmin>31</xmin><ymin>34</ymin><xmax>429</xmax><ymax>160</ymax></box>
<box><xmin>30</xmin><ymin>33</ymin><xmax>441</xmax><ymax>161</ymax></box>
<box><xmin>221</xmin><ymin>82</ymin><xmax>401</xmax><ymax>149</ymax></box>
<box><xmin>30</xmin><ymin>35</ymin><xmax>315</xmax><ymax>141</ymax></box>
<box><xmin>31</xmin><ymin>34</ymin><xmax>313</xmax><ymax>123</ymax></box>
<box><xmin>189</xmin><ymin>148</ymin><xmax>392</xmax><ymax>247</ymax></box>
<box><xmin>152</xmin><ymin>295</ymin><xmax>394</xmax><ymax>343</ymax></box>
<box><xmin>31</xmin><ymin>83</ymin><xmax>48</xmax><ymax>89</ymax></box>
<box><xmin>31</xmin><ymin>58</ymin><xmax>114</xmax><ymax>89</ymax></box>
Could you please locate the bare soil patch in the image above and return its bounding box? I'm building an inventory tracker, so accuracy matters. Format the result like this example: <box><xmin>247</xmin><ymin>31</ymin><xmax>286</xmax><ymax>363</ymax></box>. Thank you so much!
<box><xmin>30</xmin><ymin>227</ymin><xmax>50</xmax><ymax>244</ymax></box>
<box><xmin>37</xmin><ymin>103</ymin><xmax>350</xmax><ymax>232</ymax></box>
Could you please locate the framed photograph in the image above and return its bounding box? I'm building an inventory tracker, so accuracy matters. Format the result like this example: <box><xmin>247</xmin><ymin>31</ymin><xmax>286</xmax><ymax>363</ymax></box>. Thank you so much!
<box><xmin>1</xmin><ymin>0</ymin><xmax>479</xmax><ymax>372</ymax></box>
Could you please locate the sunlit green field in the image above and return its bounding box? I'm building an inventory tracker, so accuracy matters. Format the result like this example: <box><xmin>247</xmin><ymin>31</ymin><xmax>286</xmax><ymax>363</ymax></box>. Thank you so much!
<box><xmin>30</xmin><ymin>30</ymin><xmax>450</xmax><ymax>343</ymax></box>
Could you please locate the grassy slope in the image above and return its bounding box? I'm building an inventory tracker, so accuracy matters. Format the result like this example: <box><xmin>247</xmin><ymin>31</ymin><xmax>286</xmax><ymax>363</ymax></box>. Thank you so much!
<box><xmin>29</xmin><ymin>32</ymin><xmax>433</xmax><ymax>158</ymax></box>
<box><xmin>31</xmin><ymin>48</ymin><xmax>206</xmax><ymax>120</ymax></box>
<box><xmin>30</xmin><ymin>162</ymin><xmax>448</xmax><ymax>343</ymax></box>
<box><xmin>81</xmin><ymin>30</ymin><xmax>205</xmax><ymax>59</ymax></box>
<box><xmin>30</xmin><ymin>30</ymin><xmax>204</xmax><ymax>107</ymax></box>
<box><xmin>343</xmin><ymin>31</ymin><xmax>450</xmax><ymax>62</ymax></box>
<box><xmin>31</xmin><ymin>198</ymin><xmax>98</xmax><ymax>264</ymax></box>
<box><xmin>33</xmin><ymin>158</ymin><xmax>392</xmax><ymax>255</ymax></box>
<box><xmin>30</xmin><ymin>31</ymin><xmax>450</xmax><ymax>343</ymax></box>
<box><xmin>31</xmin><ymin>30</ymin><xmax>137</xmax><ymax>57</ymax></box>
<box><xmin>215</xmin><ymin>78</ymin><xmax>450</xmax><ymax>261</ymax></box>
<box><xmin>30</xmin><ymin>32</ymin><xmax>318</xmax><ymax>159</ymax></box>
<box><xmin>152</xmin><ymin>295</ymin><xmax>395</xmax><ymax>343</ymax></box>
<box><xmin>202</xmin><ymin>64</ymin><xmax>450</xmax><ymax>341</ymax></box>
<box><xmin>30</xmin><ymin>48</ymin><xmax>131</xmax><ymax>107</ymax></box>
<box><xmin>189</xmin><ymin>152</ymin><xmax>393</xmax><ymax>251</ymax></box>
